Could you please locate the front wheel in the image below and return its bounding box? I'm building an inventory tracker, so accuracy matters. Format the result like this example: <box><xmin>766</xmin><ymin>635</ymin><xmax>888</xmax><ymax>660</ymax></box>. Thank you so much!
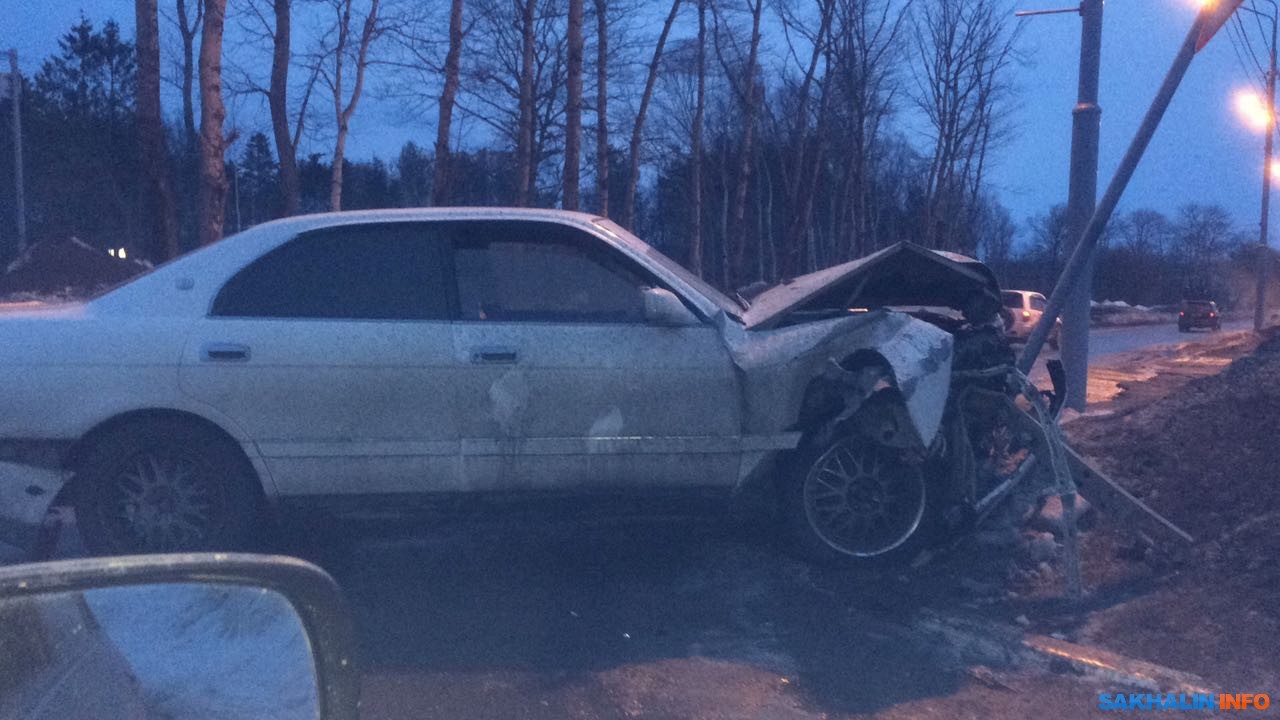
<box><xmin>74</xmin><ymin>422</ymin><xmax>262</xmax><ymax>555</ymax></box>
<box><xmin>783</xmin><ymin>433</ymin><xmax>932</xmax><ymax>565</ymax></box>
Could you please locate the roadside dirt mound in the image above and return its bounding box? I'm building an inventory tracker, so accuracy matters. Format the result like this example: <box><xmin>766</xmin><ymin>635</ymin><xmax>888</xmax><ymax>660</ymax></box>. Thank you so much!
<box><xmin>1067</xmin><ymin>330</ymin><xmax>1280</xmax><ymax>688</ymax></box>
<box><xmin>1071</xmin><ymin>331</ymin><xmax>1280</xmax><ymax>580</ymax></box>
<box><xmin>0</xmin><ymin>237</ymin><xmax>148</xmax><ymax>299</ymax></box>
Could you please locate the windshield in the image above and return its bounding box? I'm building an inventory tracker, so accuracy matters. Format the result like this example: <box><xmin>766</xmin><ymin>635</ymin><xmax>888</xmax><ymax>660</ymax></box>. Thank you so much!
<box><xmin>592</xmin><ymin>218</ymin><xmax>742</xmax><ymax>317</ymax></box>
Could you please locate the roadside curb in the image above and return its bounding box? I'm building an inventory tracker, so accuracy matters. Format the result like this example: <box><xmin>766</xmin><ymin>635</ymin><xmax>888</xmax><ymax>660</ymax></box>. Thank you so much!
<box><xmin>911</xmin><ymin>610</ymin><xmax>1215</xmax><ymax>694</ymax></box>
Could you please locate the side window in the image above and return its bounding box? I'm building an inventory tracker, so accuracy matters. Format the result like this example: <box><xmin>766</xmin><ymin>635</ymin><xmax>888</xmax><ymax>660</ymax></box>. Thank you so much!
<box><xmin>212</xmin><ymin>224</ymin><xmax>450</xmax><ymax>320</ymax></box>
<box><xmin>1030</xmin><ymin>295</ymin><xmax>1047</xmax><ymax>311</ymax></box>
<box><xmin>451</xmin><ymin>221</ymin><xmax>647</xmax><ymax>323</ymax></box>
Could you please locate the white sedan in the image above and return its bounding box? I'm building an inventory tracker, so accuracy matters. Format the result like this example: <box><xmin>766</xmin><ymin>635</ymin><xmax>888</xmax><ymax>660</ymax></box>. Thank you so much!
<box><xmin>0</xmin><ymin>209</ymin><xmax>1008</xmax><ymax>563</ymax></box>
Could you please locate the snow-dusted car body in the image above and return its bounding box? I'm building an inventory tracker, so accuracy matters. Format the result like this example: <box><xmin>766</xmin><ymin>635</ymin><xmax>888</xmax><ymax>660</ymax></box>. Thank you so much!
<box><xmin>0</xmin><ymin>209</ymin><xmax>1004</xmax><ymax>560</ymax></box>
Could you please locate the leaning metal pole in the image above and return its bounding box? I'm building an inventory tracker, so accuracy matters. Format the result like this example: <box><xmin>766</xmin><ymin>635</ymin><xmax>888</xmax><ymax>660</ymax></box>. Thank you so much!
<box><xmin>1018</xmin><ymin>11</ymin><xmax>1211</xmax><ymax>374</ymax></box>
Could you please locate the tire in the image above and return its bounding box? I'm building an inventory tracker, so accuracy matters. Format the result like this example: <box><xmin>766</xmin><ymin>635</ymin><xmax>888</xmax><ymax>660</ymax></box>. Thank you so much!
<box><xmin>783</xmin><ymin>431</ymin><xmax>936</xmax><ymax>565</ymax></box>
<box><xmin>73</xmin><ymin>421</ymin><xmax>262</xmax><ymax>555</ymax></box>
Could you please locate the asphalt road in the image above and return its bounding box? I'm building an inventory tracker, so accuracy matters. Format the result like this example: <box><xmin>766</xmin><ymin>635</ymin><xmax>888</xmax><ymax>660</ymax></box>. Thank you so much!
<box><xmin>1010</xmin><ymin>319</ymin><xmax>1251</xmax><ymax>363</ymax></box>
<box><xmin>1085</xmin><ymin>319</ymin><xmax>1251</xmax><ymax>358</ymax></box>
<box><xmin>304</xmin><ymin>517</ymin><xmax>1011</xmax><ymax>720</ymax></box>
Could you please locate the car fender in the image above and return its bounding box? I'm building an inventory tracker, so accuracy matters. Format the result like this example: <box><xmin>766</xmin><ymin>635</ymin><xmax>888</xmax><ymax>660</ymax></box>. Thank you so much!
<box><xmin>723</xmin><ymin>310</ymin><xmax>954</xmax><ymax>450</ymax></box>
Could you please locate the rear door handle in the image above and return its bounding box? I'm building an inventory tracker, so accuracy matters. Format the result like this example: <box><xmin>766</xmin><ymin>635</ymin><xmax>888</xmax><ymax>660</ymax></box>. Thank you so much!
<box><xmin>471</xmin><ymin>347</ymin><xmax>519</xmax><ymax>365</ymax></box>
<box><xmin>201</xmin><ymin>342</ymin><xmax>251</xmax><ymax>362</ymax></box>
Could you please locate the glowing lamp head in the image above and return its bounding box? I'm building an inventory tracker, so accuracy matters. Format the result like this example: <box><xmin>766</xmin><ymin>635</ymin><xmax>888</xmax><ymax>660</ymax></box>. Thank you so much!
<box><xmin>1236</xmin><ymin>90</ymin><xmax>1273</xmax><ymax>133</ymax></box>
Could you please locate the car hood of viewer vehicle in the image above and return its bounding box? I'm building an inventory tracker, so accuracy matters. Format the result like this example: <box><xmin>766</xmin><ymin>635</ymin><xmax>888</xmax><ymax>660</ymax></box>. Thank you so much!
<box><xmin>741</xmin><ymin>242</ymin><xmax>1003</xmax><ymax>330</ymax></box>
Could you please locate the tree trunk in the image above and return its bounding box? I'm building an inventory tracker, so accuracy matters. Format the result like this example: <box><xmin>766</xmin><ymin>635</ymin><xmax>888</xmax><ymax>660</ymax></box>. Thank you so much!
<box><xmin>514</xmin><ymin>0</ymin><xmax>538</xmax><ymax>206</ymax></box>
<box><xmin>725</xmin><ymin>0</ymin><xmax>763</xmax><ymax>290</ymax></box>
<box><xmin>329</xmin><ymin>0</ymin><xmax>380</xmax><ymax>211</ymax></box>
<box><xmin>688</xmin><ymin>0</ymin><xmax>705</xmax><ymax>275</ymax></box>
<box><xmin>563</xmin><ymin>0</ymin><xmax>584</xmax><ymax>209</ymax></box>
<box><xmin>198</xmin><ymin>0</ymin><xmax>228</xmax><ymax>246</ymax></box>
<box><xmin>176</xmin><ymin>0</ymin><xmax>202</xmax><ymax>150</ymax></box>
<box><xmin>593</xmin><ymin>0</ymin><xmax>609</xmax><ymax>215</ymax></box>
<box><xmin>136</xmin><ymin>0</ymin><xmax>180</xmax><ymax>260</ymax></box>
<box><xmin>270</xmin><ymin>0</ymin><xmax>300</xmax><ymax>216</ymax></box>
<box><xmin>622</xmin><ymin>0</ymin><xmax>681</xmax><ymax>230</ymax></box>
<box><xmin>432</xmin><ymin>0</ymin><xmax>464</xmax><ymax>206</ymax></box>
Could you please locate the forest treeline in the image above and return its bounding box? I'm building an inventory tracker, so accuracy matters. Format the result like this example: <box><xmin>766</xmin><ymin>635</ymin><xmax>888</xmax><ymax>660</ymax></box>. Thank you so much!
<box><xmin>0</xmin><ymin>1</ymin><xmax>1254</xmax><ymax>305</ymax></box>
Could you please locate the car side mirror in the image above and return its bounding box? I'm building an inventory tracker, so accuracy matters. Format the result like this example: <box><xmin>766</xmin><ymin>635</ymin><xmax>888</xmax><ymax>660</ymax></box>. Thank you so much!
<box><xmin>0</xmin><ymin>553</ymin><xmax>359</xmax><ymax>720</ymax></box>
<box><xmin>642</xmin><ymin>287</ymin><xmax>700</xmax><ymax>327</ymax></box>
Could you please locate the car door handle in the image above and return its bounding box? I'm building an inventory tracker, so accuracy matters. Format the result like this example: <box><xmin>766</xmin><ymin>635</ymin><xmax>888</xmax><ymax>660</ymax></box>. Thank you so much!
<box><xmin>471</xmin><ymin>348</ymin><xmax>519</xmax><ymax>365</ymax></box>
<box><xmin>201</xmin><ymin>342</ymin><xmax>251</xmax><ymax>362</ymax></box>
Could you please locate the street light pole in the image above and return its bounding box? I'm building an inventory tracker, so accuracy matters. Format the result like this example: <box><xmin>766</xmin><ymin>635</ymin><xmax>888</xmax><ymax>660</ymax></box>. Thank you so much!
<box><xmin>1061</xmin><ymin>0</ymin><xmax>1104</xmax><ymax>410</ymax></box>
<box><xmin>1248</xmin><ymin>2</ymin><xmax>1278</xmax><ymax>332</ymax></box>
<box><xmin>9</xmin><ymin>49</ymin><xmax>25</xmax><ymax>254</ymax></box>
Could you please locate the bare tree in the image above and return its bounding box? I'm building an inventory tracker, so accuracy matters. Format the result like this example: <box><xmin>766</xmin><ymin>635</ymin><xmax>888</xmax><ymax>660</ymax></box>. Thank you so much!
<box><xmin>773</xmin><ymin>0</ymin><xmax>836</xmax><ymax>280</ymax></box>
<box><xmin>689</xmin><ymin>0</ymin><xmax>706</xmax><ymax>274</ymax></box>
<box><xmin>229</xmin><ymin>0</ymin><xmax>320</xmax><ymax>217</ymax></box>
<box><xmin>199</xmin><ymin>0</ymin><xmax>229</xmax><ymax>245</ymax></box>
<box><xmin>593</xmin><ymin>0</ymin><xmax>610</xmax><ymax>215</ymax></box>
<box><xmin>434</xmin><ymin>0</ymin><xmax>465</xmax><ymax>205</ymax></box>
<box><xmin>831</xmin><ymin>0</ymin><xmax>909</xmax><ymax>258</ymax></box>
<box><xmin>317</xmin><ymin>0</ymin><xmax>383</xmax><ymax>211</ymax></box>
<box><xmin>269</xmin><ymin>0</ymin><xmax>300</xmax><ymax>215</ymax></box>
<box><xmin>460</xmin><ymin>0</ymin><xmax>569</xmax><ymax>205</ymax></box>
<box><xmin>515</xmin><ymin>0</ymin><xmax>538</xmax><ymax>206</ymax></box>
<box><xmin>715</xmin><ymin>0</ymin><xmax>764</xmax><ymax>288</ymax></box>
<box><xmin>622</xmin><ymin>0</ymin><xmax>681</xmax><ymax>229</ymax></box>
<box><xmin>137</xmin><ymin>0</ymin><xmax>181</xmax><ymax>259</ymax></box>
<box><xmin>562</xmin><ymin>0</ymin><xmax>584</xmax><ymax>209</ymax></box>
<box><xmin>912</xmin><ymin>0</ymin><xmax>1017</xmax><ymax>252</ymax></box>
<box><xmin>170</xmin><ymin>0</ymin><xmax>203</xmax><ymax>149</ymax></box>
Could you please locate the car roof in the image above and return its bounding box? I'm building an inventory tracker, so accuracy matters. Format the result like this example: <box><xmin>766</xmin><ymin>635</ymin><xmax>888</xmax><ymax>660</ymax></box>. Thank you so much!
<box><xmin>88</xmin><ymin>208</ymin><xmax>725</xmax><ymax>319</ymax></box>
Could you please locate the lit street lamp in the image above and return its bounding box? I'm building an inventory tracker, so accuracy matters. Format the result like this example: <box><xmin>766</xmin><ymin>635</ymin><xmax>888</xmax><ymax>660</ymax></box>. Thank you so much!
<box><xmin>1232</xmin><ymin>0</ymin><xmax>1277</xmax><ymax>331</ymax></box>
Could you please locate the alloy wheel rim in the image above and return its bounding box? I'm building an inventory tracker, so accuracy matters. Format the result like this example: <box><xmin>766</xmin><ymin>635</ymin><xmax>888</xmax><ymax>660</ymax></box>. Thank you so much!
<box><xmin>107</xmin><ymin>450</ymin><xmax>221</xmax><ymax>551</ymax></box>
<box><xmin>803</xmin><ymin>439</ymin><xmax>926</xmax><ymax>557</ymax></box>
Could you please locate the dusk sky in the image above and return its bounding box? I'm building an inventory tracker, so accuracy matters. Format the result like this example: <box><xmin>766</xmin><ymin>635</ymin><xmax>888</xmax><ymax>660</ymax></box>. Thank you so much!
<box><xmin>6</xmin><ymin>0</ymin><xmax>1276</xmax><ymax>242</ymax></box>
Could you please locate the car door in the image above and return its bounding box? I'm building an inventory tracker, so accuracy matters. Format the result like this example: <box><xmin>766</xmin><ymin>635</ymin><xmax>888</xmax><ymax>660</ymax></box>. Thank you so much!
<box><xmin>178</xmin><ymin>222</ymin><xmax>462</xmax><ymax>500</ymax></box>
<box><xmin>442</xmin><ymin>219</ymin><xmax>743</xmax><ymax>493</ymax></box>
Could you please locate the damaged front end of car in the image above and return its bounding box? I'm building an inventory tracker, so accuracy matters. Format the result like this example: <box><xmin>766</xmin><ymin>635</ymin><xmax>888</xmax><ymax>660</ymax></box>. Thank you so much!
<box><xmin>734</xmin><ymin>242</ymin><xmax>1081</xmax><ymax>562</ymax></box>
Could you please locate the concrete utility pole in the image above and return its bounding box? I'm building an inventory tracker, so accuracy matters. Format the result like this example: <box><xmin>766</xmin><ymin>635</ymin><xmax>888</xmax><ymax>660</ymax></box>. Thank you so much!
<box><xmin>1061</xmin><ymin>0</ymin><xmax>1104</xmax><ymax>410</ymax></box>
<box><xmin>1018</xmin><ymin>4</ymin><xmax>1237</xmax><ymax>373</ymax></box>
<box><xmin>1014</xmin><ymin>1</ymin><xmax>1104</xmax><ymax>409</ymax></box>
<box><xmin>9</xmin><ymin>49</ymin><xmax>25</xmax><ymax>254</ymax></box>
<box><xmin>1250</xmin><ymin>2</ymin><xmax>1278</xmax><ymax>332</ymax></box>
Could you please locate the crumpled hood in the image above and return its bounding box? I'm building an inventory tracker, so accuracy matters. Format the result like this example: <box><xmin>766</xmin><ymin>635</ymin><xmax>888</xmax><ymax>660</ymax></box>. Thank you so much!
<box><xmin>741</xmin><ymin>242</ymin><xmax>1002</xmax><ymax>330</ymax></box>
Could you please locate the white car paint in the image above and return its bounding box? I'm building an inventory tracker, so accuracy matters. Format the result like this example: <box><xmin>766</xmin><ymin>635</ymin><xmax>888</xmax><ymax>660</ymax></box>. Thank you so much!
<box><xmin>0</xmin><ymin>209</ymin><xmax>959</xmax><ymax>551</ymax></box>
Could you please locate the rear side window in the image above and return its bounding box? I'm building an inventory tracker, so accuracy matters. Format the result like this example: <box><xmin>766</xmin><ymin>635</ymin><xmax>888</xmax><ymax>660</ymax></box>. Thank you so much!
<box><xmin>1030</xmin><ymin>295</ymin><xmax>1047</xmax><ymax>311</ymax></box>
<box><xmin>448</xmin><ymin>220</ymin><xmax>648</xmax><ymax>323</ymax></box>
<box><xmin>1002</xmin><ymin>292</ymin><xmax>1023</xmax><ymax>309</ymax></box>
<box><xmin>212</xmin><ymin>224</ymin><xmax>450</xmax><ymax>320</ymax></box>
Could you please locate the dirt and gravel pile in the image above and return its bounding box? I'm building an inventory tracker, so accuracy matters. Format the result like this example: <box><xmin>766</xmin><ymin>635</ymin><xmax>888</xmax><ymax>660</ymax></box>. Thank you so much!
<box><xmin>1070</xmin><ymin>330</ymin><xmax>1280</xmax><ymax>589</ymax></box>
<box><xmin>1064</xmin><ymin>330</ymin><xmax>1280</xmax><ymax>688</ymax></box>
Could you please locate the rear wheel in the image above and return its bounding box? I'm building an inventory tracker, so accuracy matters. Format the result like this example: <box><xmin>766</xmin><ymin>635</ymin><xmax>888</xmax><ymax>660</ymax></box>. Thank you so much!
<box><xmin>73</xmin><ymin>422</ymin><xmax>262</xmax><ymax>555</ymax></box>
<box><xmin>784</xmin><ymin>432</ymin><xmax>932</xmax><ymax>565</ymax></box>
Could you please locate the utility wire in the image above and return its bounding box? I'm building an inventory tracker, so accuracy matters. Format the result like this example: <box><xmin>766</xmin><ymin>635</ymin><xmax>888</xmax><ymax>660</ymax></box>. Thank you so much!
<box><xmin>1227</xmin><ymin>18</ymin><xmax>1266</xmax><ymax>93</ymax></box>
<box><xmin>1236</xmin><ymin>12</ymin><xmax>1270</xmax><ymax>78</ymax></box>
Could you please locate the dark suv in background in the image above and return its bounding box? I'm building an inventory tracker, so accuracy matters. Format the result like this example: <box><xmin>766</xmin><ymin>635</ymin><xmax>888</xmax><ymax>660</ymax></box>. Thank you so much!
<box><xmin>1178</xmin><ymin>300</ymin><xmax>1221</xmax><ymax>332</ymax></box>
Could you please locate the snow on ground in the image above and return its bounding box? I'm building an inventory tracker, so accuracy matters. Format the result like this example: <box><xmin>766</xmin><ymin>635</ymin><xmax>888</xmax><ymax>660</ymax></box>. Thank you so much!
<box><xmin>84</xmin><ymin>583</ymin><xmax>319</xmax><ymax>720</ymax></box>
<box><xmin>1089</xmin><ymin>299</ymin><xmax>1177</xmax><ymax>327</ymax></box>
